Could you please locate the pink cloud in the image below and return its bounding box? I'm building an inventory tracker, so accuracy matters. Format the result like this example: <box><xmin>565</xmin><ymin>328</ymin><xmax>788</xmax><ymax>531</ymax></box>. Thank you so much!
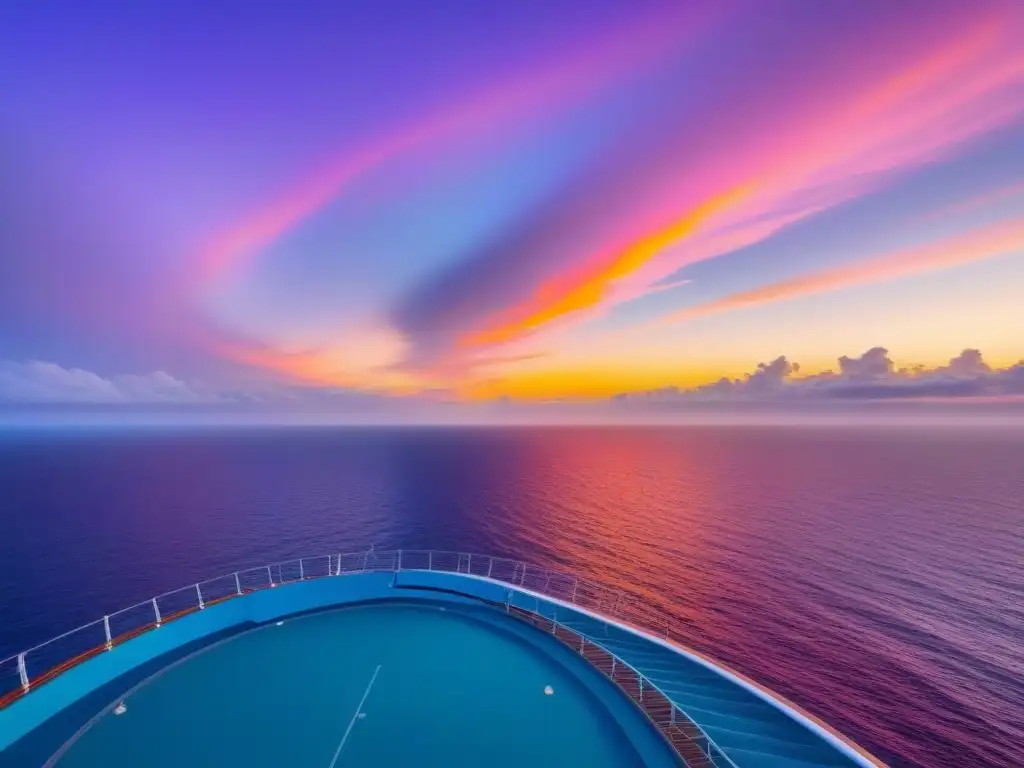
<box><xmin>190</xmin><ymin>6</ymin><xmax>714</xmax><ymax>288</ymax></box>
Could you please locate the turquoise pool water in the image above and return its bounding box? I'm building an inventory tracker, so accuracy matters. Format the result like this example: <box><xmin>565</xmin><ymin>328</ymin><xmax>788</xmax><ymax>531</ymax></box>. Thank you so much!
<box><xmin>54</xmin><ymin>602</ymin><xmax>663</xmax><ymax>767</ymax></box>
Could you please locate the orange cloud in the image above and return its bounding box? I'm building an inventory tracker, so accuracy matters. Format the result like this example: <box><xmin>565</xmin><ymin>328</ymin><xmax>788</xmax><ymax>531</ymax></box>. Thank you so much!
<box><xmin>215</xmin><ymin>334</ymin><xmax>425</xmax><ymax>394</ymax></box>
<box><xmin>462</xmin><ymin>186</ymin><xmax>751</xmax><ymax>347</ymax></box>
<box><xmin>217</xmin><ymin>342</ymin><xmax>358</xmax><ymax>387</ymax></box>
<box><xmin>662</xmin><ymin>219</ymin><xmax>1024</xmax><ymax>326</ymax></box>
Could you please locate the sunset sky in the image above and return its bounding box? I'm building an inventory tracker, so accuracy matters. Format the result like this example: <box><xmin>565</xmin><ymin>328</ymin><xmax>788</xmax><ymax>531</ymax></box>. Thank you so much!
<box><xmin>2</xmin><ymin>0</ymin><xmax>1023</xmax><ymax>420</ymax></box>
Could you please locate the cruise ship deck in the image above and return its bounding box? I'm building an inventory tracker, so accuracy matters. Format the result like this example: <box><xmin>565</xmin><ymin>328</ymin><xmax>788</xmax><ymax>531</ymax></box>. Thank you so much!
<box><xmin>0</xmin><ymin>551</ymin><xmax>885</xmax><ymax>767</ymax></box>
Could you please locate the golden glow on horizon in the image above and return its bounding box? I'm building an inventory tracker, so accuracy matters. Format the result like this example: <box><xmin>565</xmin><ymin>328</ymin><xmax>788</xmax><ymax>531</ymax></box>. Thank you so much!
<box><xmin>460</xmin><ymin>347</ymin><xmax>1024</xmax><ymax>402</ymax></box>
<box><xmin>460</xmin><ymin>364</ymin><xmax>751</xmax><ymax>401</ymax></box>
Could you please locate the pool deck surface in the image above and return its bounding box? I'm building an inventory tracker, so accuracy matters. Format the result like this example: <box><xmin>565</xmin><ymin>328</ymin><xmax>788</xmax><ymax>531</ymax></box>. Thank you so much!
<box><xmin>0</xmin><ymin>567</ymin><xmax>882</xmax><ymax>768</ymax></box>
<box><xmin>53</xmin><ymin>603</ymin><xmax>672</xmax><ymax>767</ymax></box>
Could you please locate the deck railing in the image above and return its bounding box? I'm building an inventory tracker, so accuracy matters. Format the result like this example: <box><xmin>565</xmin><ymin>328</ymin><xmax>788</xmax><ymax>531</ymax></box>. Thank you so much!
<box><xmin>506</xmin><ymin>604</ymin><xmax>733</xmax><ymax>768</ymax></box>
<box><xmin>0</xmin><ymin>548</ymin><xmax>737</xmax><ymax>767</ymax></box>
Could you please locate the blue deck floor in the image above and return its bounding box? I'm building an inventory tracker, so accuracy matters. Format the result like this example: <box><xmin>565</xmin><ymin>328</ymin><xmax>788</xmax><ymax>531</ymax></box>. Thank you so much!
<box><xmin>53</xmin><ymin>602</ymin><xmax>675</xmax><ymax>767</ymax></box>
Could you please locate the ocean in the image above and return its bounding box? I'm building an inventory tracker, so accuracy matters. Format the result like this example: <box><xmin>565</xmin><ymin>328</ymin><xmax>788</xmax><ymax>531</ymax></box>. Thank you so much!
<box><xmin>1</xmin><ymin>426</ymin><xmax>1021</xmax><ymax>767</ymax></box>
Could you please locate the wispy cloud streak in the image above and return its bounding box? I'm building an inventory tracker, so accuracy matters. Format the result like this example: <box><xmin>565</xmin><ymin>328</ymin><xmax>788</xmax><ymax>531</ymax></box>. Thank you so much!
<box><xmin>191</xmin><ymin>6</ymin><xmax>710</xmax><ymax>287</ymax></box>
<box><xmin>659</xmin><ymin>219</ymin><xmax>1024</xmax><ymax>326</ymax></box>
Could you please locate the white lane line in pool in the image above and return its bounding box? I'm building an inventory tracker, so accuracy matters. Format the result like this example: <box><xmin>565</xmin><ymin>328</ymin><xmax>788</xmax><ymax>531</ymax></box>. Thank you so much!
<box><xmin>327</xmin><ymin>664</ymin><xmax>382</xmax><ymax>768</ymax></box>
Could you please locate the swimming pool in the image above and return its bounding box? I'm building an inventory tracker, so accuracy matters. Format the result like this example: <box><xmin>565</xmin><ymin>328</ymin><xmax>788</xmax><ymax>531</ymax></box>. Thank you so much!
<box><xmin>52</xmin><ymin>602</ymin><xmax>674</xmax><ymax>767</ymax></box>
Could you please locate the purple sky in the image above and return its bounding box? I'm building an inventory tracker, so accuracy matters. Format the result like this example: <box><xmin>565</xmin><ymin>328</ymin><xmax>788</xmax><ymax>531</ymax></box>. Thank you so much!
<box><xmin>1</xmin><ymin>0</ymin><xmax>1022</xmax><ymax>421</ymax></box>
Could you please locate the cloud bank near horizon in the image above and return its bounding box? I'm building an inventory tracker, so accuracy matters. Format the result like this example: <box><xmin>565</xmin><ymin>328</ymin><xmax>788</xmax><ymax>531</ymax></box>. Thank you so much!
<box><xmin>0</xmin><ymin>361</ymin><xmax>218</xmax><ymax>404</ymax></box>
<box><xmin>4</xmin><ymin>347</ymin><xmax>1023</xmax><ymax>416</ymax></box>
<box><xmin>612</xmin><ymin>348</ymin><xmax>1024</xmax><ymax>406</ymax></box>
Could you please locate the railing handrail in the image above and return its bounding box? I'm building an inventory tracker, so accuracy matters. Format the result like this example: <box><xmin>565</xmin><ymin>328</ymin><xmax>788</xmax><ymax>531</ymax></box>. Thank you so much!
<box><xmin>0</xmin><ymin>548</ymin><xmax>733</xmax><ymax>766</ymax></box>
<box><xmin>554</xmin><ymin>619</ymin><xmax>738</xmax><ymax>768</ymax></box>
<box><xmin>497</xmin><ymin>592</ymin><xmax>739</xmax><ymax>768</ymax></box>
<box><xmin>1</xmin><ymin>552</ymin><xmax>361</xmax><ymax>663</ymax></box>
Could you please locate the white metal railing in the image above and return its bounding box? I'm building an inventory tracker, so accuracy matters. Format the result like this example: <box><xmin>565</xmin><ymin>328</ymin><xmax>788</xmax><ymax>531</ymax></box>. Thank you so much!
<box><xmin>0</xmin><ymin>548</ymin><xmax>736</xmax><ymax>767</ymax></box>
<box><xmin>504</xmin><ymin>601</ymin><xmax>736</xmax><ymax>768</ymax></box>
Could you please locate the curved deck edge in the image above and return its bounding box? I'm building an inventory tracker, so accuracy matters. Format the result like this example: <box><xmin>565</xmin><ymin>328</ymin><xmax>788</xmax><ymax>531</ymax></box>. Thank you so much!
<box><xmin>1</xmin><ymin>558</ymin><xmax>888</xmax><ymax>768</ymax></box>
<box><xmin>469</xmin><ymin>573</ymin><xmax>886</xmax><ymax>768</ymax></box>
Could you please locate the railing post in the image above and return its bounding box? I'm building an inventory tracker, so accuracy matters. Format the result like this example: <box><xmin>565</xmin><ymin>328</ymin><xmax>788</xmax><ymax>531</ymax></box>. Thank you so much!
<box><xmin>152</xmin><ymin>597</ymin><xmax>162</xmax><ymax>627</ymax></box>
<box><xmin>299</xmin><ymin>559</ymin><xmax>305</xmax><ymax>580</ymax></box>
<box><xmin>611</xmin><ymin>656</ymin><xmax>616</xmax><ymax>676</ymax></box>
<box><xmin>267</xmin><ymin>565</ymin><xmax>275</xmax><ymax>587</ymax></box>
<box><xmin>104</xmin><ymin>615</ymin><xmax>112</xmax><ymax>650</ymax></box>
<box><xmin>671</xmin><ymin>706</ymin><xmax>676</xmax><ymax>726</ymax></box>
<box><xmin>17</xmin><ymin>653</ymin><xmax>28</xmax><ymax>693</ymax></box>
<box><xmin>196</xmin><ymin>583</ymin><xmax>205</xmax><ymax>609</ymax></box>
<box><xmin>235</xmin><ymin>572</ymin><xmax>242</xmax><ymax>595</ymax></box>
<box><xmin>571</xmin><ymin>578</ymin><xmax>578</xmax><ymax>603</ymax></box>
<box><xmin>336</xmin><ymin>554</ymin><xmax>342</xmax><ymax>575</ymax></box>
<box><xmin>363</xmin><ymin>550</ymin><xmax>370</xmax><ymax>570</ymax></box>
<box><xmin>397</xmin><ymin>550</ymin><xmax>402</xmax><ymax>571</ymax></box>
<box><xmin>428</xmin><ymin>551</ymin><xmax>433</xmax><ymax>570</ymax></box>
<box><xmin>520</xmin><ymin>562</ymin><xmax>527</xmax><ymax>585</ymax></box>
<box><xmin>487</xmin><ymin>557</ymin><xmax>493</xmax><ymax>578</ymax></box>
<box><xmin>579</xmin><ymin>635</ymin><xmax>585</xmax><ymax>653</ymax></box>
<box><xmin>467</xmin><ymin>553</ymin><xmax>472</xmax><ymax>573</ymax></box>
<box><xmin>639</xmin><ymin>676</ymin><xmax>644</xmax><ymax>702</ymax></box>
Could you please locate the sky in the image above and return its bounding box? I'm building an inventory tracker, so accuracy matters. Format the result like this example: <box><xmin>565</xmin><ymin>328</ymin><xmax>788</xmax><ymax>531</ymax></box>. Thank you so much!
<box><xmin>1</xmin><ymin>0</ymin><xmax>1023</xmax><ymax>423</ymax></box>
